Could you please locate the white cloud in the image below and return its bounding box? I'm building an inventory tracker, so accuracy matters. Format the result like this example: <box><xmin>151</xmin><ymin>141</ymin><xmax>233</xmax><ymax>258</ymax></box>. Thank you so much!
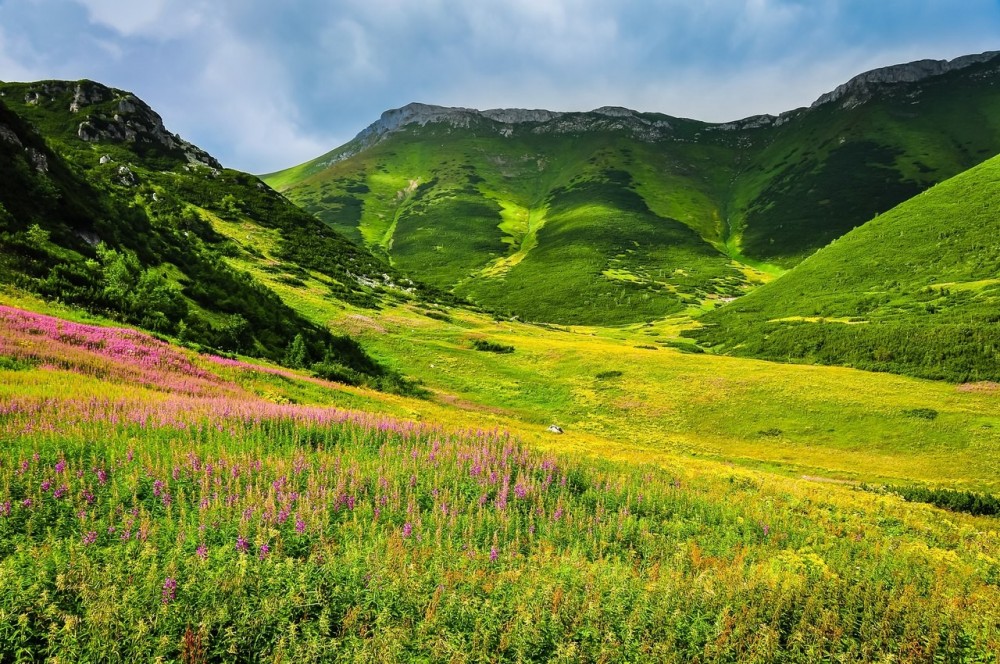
<box><xmin>0</xmin><ymin>26</ymin><xmax>43</xmax><ymax>81</ymax></box>
<box><xmin>318</xmin><ymin>17</ymin><xmax>382</xmax><ymax>82</ymax></box>
<box><xmin>74</xmin><ymin>0</ymin><xmax>206</xmax><ymax>39</ymax></box>
<box><xmin>176</xmin><ymin>22</ymin><xmax>337</xmax><ymax>172</ymax></box>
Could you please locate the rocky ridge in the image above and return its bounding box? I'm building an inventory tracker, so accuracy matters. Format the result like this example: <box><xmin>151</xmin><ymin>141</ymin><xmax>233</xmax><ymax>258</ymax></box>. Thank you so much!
<box><xmin>346</xmin><ymin>102</ymin><xmax>678</xmax><ymax>151</ymax></box>
<box><xmin>15</xmin><ymin>80</ymin><xmax>221</xmax><ymax>168</ymax></box>
<box><xmin>811</xmin><ymin>51</ymin><xmax>1000</xmax><ymax>109</ymax></box>
<box><xmin>333</xmin><ymin>50</ymin><xmax>1000</xmax><ymax>160</ymax></box>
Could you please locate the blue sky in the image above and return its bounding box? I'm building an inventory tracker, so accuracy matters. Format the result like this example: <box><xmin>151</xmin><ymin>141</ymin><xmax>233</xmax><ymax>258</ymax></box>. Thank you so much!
<box><xmin>1</xmin><ymin>0</ymin><xmax>997</xmax><ymax>173</ymax></box>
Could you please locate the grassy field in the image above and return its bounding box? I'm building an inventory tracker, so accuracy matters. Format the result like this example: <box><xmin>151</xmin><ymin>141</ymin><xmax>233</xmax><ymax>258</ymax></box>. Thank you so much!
<box><xmin>1</xmin><ymin>298</ymin><xmax>999</xmax><ymax>661</ymax></box>
<box><xmin>181</xmin><ymin>219</ymin><xmax>1000</xmax><ymax>494</ymax></box>
<box><xmin>4</xmin><ymin>71</ymin><xmax>1000</xmax><ymax>661</ymax></box>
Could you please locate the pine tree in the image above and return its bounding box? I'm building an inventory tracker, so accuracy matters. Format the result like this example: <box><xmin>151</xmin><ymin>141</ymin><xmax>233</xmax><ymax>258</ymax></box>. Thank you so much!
<box><xmin>284</xmin><ymin>333</ymin><xmax>308</xmax><ymax>368</ymax></box>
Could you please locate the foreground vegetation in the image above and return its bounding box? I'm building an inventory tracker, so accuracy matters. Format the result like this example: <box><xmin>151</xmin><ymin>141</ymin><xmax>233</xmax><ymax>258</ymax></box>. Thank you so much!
<box><xmin>4</xmin><ymin>62</ymin><xmax>1000</xmax><ymax>661</ymax></box>
<box><xmin>1</xmin><ymin>302</ymin><xmax>999</xmax><ymax>661</ymax></box>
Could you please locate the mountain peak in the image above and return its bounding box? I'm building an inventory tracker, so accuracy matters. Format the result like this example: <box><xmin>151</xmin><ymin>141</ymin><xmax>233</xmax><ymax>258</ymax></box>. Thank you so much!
<box><xmin>590</xmin><ymin>106</ymin><xmax>635</xmax><ymax>118</ymax></box>
<box><xmin>811</xmin><ymin>50</ymin><xmax>1000</xmax><ymax>109</ymax></box>
<box><xmin>346</xmin><ymin>102</ymin><xmax>679</xmax><ymax>156</ymax></box>
<box><xmin>8</xmin><ymin>79</ymin><xmax>221</xmax><ymax>169</ymax></box>
<box><xmin>356</xmin><ymin>102</ymin><xmax>563</xmax><ymax>142</ymax></box>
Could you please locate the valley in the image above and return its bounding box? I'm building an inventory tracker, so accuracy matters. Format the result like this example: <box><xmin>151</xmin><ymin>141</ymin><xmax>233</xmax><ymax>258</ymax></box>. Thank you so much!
<box><xmin>1</xmin><ymin>51</ymin><xmax>1000</xmax><ymax>661</ymax></box>
<box><xmin>265</xmin><ymin>52</ymin><xmax>1000</xmax><ymax>330</ymax></box>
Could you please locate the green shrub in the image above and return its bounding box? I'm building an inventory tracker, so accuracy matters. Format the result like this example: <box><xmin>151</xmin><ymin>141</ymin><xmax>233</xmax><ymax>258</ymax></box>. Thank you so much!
<box><xmin>870</xmin><ymin>484</ymin><xmax>1000</xmax><ymax>517</ymax></box>
<box><xmin>471</xmin><ymin>339</ymin><xmax>514</xmax><ymax>354</ymax></box>
<box><xmin>902</xmin><ymin>408</ymin><xmax>939</xmax><ymax>420</ymax></box>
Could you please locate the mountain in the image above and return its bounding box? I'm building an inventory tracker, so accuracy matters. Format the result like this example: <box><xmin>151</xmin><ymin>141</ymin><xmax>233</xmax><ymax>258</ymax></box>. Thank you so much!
<box><xmin>267</xmin><ymin>105</ymin><xmax>747</xmax><ymax>325</ymax></box>
<box><xmin>0</xmin><ymin>80</ymin><xmax>422</xmax><ymax>389</ymax></box>
<box><xmin>264</xmin><ymin>51</ymin><xmax>1000</xmax><ymax>325</ymax></box>
<box><xmin>685</xmin><ymin>152</ymin><xmax>1000</xmax><ymax>382</ymax></box>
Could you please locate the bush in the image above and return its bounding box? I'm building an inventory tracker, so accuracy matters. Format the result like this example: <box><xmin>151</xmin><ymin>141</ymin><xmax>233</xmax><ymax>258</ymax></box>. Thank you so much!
<box><xmin>902</xmin><ymin>408</ymin><xmax>939</xmax><ymax>420</ymax></box>
<box><xmin>310</xmin><ymin>361</ymin><xmax>361</xmax><ymax>385</ymax></box>
<box><xmin>471</xmin><ymin>339</ymin><xmax>514</xmax><ymax>354</ymax></box>
<box><xmin>874</xmin><ymin>484</ymin><xmax>1000</xmax><ymax>517</ymax></box>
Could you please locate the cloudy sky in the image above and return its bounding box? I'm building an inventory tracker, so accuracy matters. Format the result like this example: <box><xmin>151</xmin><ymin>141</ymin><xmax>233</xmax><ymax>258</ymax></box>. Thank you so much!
<box><xmin>1</xmin><ymin>0</ymin><xmax>997</xmax><ymax>173</ymax></box>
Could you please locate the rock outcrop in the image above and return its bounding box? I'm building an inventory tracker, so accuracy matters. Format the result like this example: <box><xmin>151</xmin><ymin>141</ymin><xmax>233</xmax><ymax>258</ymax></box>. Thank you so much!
<box><xmin>0</xmin><ymin>123</ymin><xmax>22</xmax><ymax>147</ymax></box>
<box><xmin>812</xmin><ymin>51</ymin><xmax>1000</xmax><ymax>109</ymax></box>
<box><xmin>19</xmin><ymin>80</ymin><xmax>222</xmax><ymax>169</ymax></box>
<box><xmin>27</xmin><ymin>148</ymin><xmax>48</xmax><ymax>173</ymax></box>
<box><xmin>338</xmin><ymin>101</ymin><xmax>680</xmax><ymax>163</ymax></box>
<box><xmin>353</xmin><ymin>102</ymin><xmax>563</xmax><ymax>145</ymax></box>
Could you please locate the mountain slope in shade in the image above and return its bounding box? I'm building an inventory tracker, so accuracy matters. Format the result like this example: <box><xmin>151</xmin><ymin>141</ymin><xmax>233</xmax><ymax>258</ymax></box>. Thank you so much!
<box><xmin>0</xmin><ymin>80</ymin><xmax>421</xmax><ymax>389</ymax></box>
<box><xmin>686</xmin><ymin>153</ymin><xmax>1000</xmax><ymax>382</ymax></box>
<box><xmin>265</xmin><ymin>51</ymin><xmax>1000</xmax><ymax>325</ymax></box>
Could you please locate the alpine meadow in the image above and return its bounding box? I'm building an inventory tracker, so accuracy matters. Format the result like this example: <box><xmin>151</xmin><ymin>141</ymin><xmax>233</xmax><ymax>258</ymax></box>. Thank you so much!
<box><xmin>1</xmin><ymin>34</ymin><xmax>1000</xmax><ymax>664</ymax></box>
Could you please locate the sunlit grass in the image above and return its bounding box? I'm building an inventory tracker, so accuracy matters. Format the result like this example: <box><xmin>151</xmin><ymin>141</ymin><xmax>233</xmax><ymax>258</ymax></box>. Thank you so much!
<box><xmin>1</xmin><ymin>301</ymin><xmax>998</xmax><ymax>660</ymax></box>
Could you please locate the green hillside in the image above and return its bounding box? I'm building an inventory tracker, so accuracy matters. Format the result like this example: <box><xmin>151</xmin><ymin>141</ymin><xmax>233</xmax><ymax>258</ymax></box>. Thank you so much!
<box><xmin>728</xmin><ymin>56</ymin><xmax>1000</xmax><ymax>262</ymax></box>
<box><xmin>0</xmin><ymin>81</ymin><xmax>420</xmax><ymax>389</ymax></box>
<box><xmin>265</xmin><ymin>53</ymin><xmax>1000</xmax><ymax>324</ymax></box>
<box><xmin>4</xmin><ymin>61</ymin><xmax>1000</xmax><ymax>661</ymax></box>
<box><xmin>687</xmin><ymin>153</ymin><xmax>1000</xmax><ymax>382</ymax></box>
<box><xmin>268</xmin><ymin>115</ymin><xmax>753</xmax><ymax>325</ymax></box>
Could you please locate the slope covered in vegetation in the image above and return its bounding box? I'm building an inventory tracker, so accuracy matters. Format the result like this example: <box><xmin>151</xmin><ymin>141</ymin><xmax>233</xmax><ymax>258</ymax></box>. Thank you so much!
<box><xmin>273</xmin><ymin>118</ymin><xmax>752</xmax><ymax>325</ymax></box>
<box><xmin>266</xmin><ymin>52</ymin><xmax>1000</xmax><ymax>324</ymax></box>
<box><xmin>0</xmin><ymin>81</ymin><xmax>422</xmax><ymax>389</ymax></box>
<box><xmin>688</xmin><ymin>153</ymin><xmax>1000</xmax><ymax>382</ymax></box>
<box><xmin>1</xmin><ymin>301</ymin><xmax>998</xmax><ymax>661</ymax></box>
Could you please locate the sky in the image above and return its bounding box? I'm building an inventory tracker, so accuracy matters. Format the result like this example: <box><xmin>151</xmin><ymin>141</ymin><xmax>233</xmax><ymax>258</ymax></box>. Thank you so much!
<box><xmin>1</xmin><ymin>0</ymin><xmax>998</xmax><ymax>173</ymax></box>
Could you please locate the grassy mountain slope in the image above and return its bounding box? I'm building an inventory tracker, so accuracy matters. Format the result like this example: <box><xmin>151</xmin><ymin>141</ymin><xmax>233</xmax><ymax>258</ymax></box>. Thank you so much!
<box><xmin>687</xmin><ymin>153</ymin><xmax>1000</xmax><ymax>381</ymax></box>
<box><xmin>731</xmin><ymin>56</ymin><xmax>1000</xmax><ymax>263</ymax></box>
<box><xmin>269</xmin><ymin>118</ymin><xmax>754</xmax><ymax>325</ymax></box>
<box><xmin>266</xmin><ymin>52</ymin><xmax>1000</xmax><ymax>324</ymax></box>
<box><xmin>0</xmin><ymin>80</ymin><xmax>422</xmax><ymax>388</ymax></box>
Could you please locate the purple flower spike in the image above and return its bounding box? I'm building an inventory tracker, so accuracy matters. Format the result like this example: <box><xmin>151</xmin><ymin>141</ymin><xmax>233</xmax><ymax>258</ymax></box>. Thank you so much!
<box><xmin>402</xmin><ymin>522</ymin><xmax>413</xmax><ymax>538</ymax></box>
<box><xmin>162</xmin><ymin>577</ymin><xmax>177</xmax><ymax>604</ymax></box>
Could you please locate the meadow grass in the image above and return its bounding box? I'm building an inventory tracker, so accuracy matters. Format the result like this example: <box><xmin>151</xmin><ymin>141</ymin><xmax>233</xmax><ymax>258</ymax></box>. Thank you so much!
<box><xmin>1</xmin><ymin>305</ymin><xmax>999</xmax><ymax>661</ymax></box>
<box><xmin>330</xmin><ymin>302</ymin><xmax>1000</xmax><ymax>491</ymax></box>
<box><xmin>185</xmin><ymin>229</ymin><xmax>1000</xmax><ymax>494</ymax></box>
<box><xmin>153</xmin><ymin>207</ymin><xmax>1000</xmax><ymax>494</ymax></box>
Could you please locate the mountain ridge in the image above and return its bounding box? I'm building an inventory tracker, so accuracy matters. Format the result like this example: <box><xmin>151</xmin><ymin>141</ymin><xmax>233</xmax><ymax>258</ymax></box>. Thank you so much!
<box><xmin>812</xmin><ymin>50</ymin><xmax>1000</xmax><ymax>108</ymax></box>
<box><xmin>0</xmin><ymin>79</ymin><xmax>431</xmax><ymax>391</ymax></box>
<box><xmin>5</xmin><ymin>79</ymin><xmax>221</xmax><ymax>168</ymax></box>
<box><xmin>314</xmin><ymin>49</ymin><xmax>1000</xmax><ymax>163</ymax></box>
<box><xmin>265</xmin><ymin>49</ymin><xmax>1000</xmax><ymax>325</ymax></box>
